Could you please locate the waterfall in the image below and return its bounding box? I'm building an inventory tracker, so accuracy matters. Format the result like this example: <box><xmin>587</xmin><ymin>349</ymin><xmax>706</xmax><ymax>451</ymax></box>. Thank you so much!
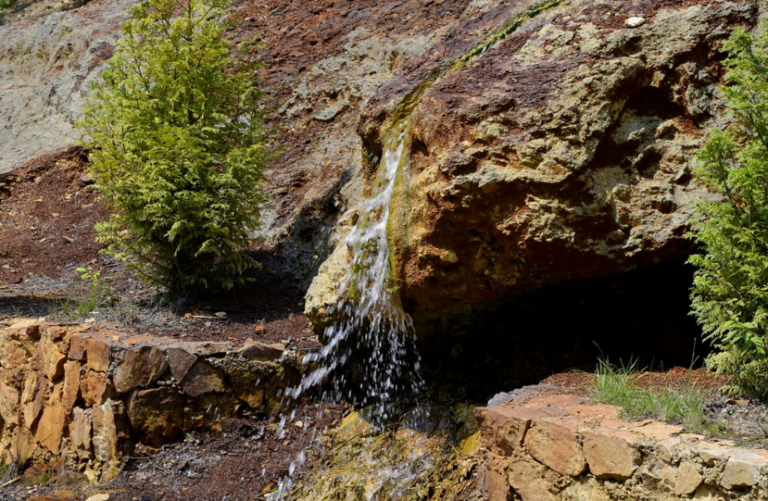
<box><xmin>288</xmin><ymin>119</ymin><xmax>425</xmax><ymax>422</ymax></box>
<box><xmin>272</xmin><ymin>4</ymin><xmax>566</xmax><ymax>497</ymax></box>
<box><xmin>271</xmin><ymin>120</ymin><xmax>424</xmax><ymax>500</ymax></box>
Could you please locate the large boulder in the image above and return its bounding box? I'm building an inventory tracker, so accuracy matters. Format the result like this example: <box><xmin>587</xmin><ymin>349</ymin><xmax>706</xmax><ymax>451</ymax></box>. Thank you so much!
<box><xmin>307</xmin><ymin>0</ymin><xmax>759</xmax><ymax>322</ymax></box>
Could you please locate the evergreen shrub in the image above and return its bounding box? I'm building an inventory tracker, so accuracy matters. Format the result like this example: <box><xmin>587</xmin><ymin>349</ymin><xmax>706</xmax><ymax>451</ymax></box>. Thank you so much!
<box><xmin>80</xmin><ymin>0</ymin><xmax>274</xmax><ymax>296</ymax></box>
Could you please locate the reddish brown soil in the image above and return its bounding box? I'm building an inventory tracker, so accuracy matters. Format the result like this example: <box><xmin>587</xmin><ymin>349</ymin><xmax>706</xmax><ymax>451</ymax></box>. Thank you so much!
<box><xmin>0</xmin><ymin>148</ymin><xmax>320</xmax><ymax>349</ymax></box>
<box><xmin>541</xmin><ymin>366</ymin><xmax>727</xmax><ymax>395</ymax></box>
<box><xmin>0</xmin><ymin>147</ymin><xmax>105</xmax><ymax>283</ymax></box>
<box><xmin>108</xmin><ymin>402</ymin><xmax>346</xmax><ymax>501</ymax></box>
<box><xmin>119</xmin><ymin>248</ymin><xmax>322</xmax><ymax>349</ymax></box>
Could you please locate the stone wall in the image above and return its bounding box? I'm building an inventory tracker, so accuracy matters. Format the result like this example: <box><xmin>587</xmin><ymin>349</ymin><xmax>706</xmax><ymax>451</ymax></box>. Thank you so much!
<box><xmin>475</xmin><ymin>386</ymin><xmax>768</xmax><ymax>500</ymax></box>
<box><xmin>0</xmin><ymin>319</ymin><xmax>301</xmax><ymax>482</ymax></box>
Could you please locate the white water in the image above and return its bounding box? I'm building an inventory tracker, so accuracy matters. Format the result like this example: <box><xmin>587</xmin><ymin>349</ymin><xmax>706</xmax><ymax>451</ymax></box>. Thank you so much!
<box><xmin>288</xmin><ymin>122</ymin><xmax>425</xmax><ymax>418</ymax></box>
<box><xmin>271</xmin><ymin>122</ymin><xmax>426</xmax><ymax>499</ymax></box>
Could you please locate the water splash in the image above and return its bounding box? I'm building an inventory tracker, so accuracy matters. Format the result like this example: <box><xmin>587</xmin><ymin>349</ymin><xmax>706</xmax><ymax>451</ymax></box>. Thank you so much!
<box><xmin>288</xmin><ymin>120</ymin><xmax>425</xmax><ymax>423</ymax></box>
<box><xmin>267</xmin><ymin>120</ymin><xmax>426</xmax><ymax>500</ymax></box>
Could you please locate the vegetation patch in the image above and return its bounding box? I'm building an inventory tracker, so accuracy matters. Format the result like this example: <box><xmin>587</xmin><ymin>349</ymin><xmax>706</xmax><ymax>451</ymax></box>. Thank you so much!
<box><xmin>592</xmin><ymin>359</ymin><xmax>718</xmax><ymax>434</ymax></box>
<box><xmin>689</xmin><ymin>20</ymin><xmax>768</xmax><ymax>399</ymax></box>
<box><xmin>80</xmin><ymin>0</ymin><xmax>276</xmax><ymax>297</ymax></box>
<box><xmin>588</xmin><ymin>359</ymin><xmax>768</xmax><ymax>444</ymax></box>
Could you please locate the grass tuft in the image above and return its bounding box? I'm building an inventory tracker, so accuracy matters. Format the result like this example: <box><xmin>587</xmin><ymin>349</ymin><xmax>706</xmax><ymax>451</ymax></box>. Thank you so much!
<box><xmin>591</xmin><ymin>358</ymin><xmax>724</xmax><ymax>436</ymax></box>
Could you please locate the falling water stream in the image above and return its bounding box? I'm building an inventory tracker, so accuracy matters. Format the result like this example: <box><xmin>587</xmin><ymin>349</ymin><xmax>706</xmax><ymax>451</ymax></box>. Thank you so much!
<box><xmin>266</xmin><ymin>3</ymin><xmax>567</xmax><ymax>498</ymax></box>
<box><xmin>270</xmin><ymin>119</ymin><xmax>427</xmax><ymax>499</ymax></box>
<box><xmin>288</xmin><ymin>119</ymin><xmax>425</xmax><ymax>420</ymax></box>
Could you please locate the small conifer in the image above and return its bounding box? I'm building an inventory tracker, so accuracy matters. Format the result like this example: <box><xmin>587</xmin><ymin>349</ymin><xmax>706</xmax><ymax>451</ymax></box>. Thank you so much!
<box><xmin>689</xmin><ymin>23</ymin><xmax>768</xmax><ymax>397</ymax></box>
<box><xmin>80</xmin><ymin>0</ymin><xmax>274</xmax><ymax>296</ymax></box>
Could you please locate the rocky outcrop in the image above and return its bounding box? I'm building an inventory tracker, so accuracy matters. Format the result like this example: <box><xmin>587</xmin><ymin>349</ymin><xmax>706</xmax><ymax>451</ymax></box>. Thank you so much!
<box><xmin>307</xmin><ymin>0</ymin><xmax>760</xmax><ymax>323</ymax></box>
<box><xmin>390</xmin><ymin>0</ymin><xmax>758</xmax><ymax>312</ymax></box>
<box><xmin>0</xmin><ymin>0</ymin><xmax>135</xmax><ymax>174</ymax></box>
<box><xmin>475</xmin><ymin>386</ymin><xmax>768</xmax><ymax>500</ymax></box>
<box><xmin>243</xmin><ymin>0</ymin><xmax>577</xmax><ymax>286</ymax></box>
<box><xmin>1</xmin><ymin>0</ymin><xmax>762</xmax><ymax>330</ymax></box>
<box><xmin>0</xmin><ymin>319</ymin><xmax>301</xmax><ymax>482</ymax></box>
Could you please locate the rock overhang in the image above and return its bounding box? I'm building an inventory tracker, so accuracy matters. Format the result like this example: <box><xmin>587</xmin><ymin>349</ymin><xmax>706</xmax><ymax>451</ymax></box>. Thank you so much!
<box><xmin>387</xmin><ymin>0</ymin><xmax>759</xmax><ymax>313</ymax></box>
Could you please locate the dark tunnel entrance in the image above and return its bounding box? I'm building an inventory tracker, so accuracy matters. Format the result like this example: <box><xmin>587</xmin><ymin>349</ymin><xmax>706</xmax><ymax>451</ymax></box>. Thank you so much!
<box><xmin>415</xmin><ymin>258</ymin><xmax>708</xmax><ymax>403</ymax></box>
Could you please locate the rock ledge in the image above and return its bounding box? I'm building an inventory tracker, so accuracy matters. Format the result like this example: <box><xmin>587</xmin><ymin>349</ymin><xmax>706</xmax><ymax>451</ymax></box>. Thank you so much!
<box><xmin>476</xmin><ymin>385</ymin><xmax>768</xmax><ymax>500</ymax></box>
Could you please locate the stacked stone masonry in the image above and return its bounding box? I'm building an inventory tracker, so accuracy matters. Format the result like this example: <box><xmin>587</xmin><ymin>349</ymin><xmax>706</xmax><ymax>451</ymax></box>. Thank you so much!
<box><xmin>475</xmin><ymin>386</ymin><xmax>768</xmax><ymax>501</ymax></box>
<box><xmin>0</xmin><ymin>319</ymin><xmax>301</xmax><ymax>482</ymax></box>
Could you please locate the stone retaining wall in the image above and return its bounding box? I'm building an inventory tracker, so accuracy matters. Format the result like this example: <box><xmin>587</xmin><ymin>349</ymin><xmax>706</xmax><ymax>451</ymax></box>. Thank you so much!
<box><xmin>0</xmin><ymin>319</ymin><xmax>303</xmax><ymax>482</ymax></box>
<box><xmin>475</xmin><ymin>386</ymin><xmax>768</xmax><ymax>501</ymax></box>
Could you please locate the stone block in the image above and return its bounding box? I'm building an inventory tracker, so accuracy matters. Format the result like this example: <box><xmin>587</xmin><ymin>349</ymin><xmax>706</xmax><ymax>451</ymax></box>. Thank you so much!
<box><xmin>0</xmin><ymin>374</ymin><xmax>21</xmax><ymax>427</ymax></box>
<box><xmin>583</xmin><ymin>428</ymin><xmax>643</xmax><ymax>481</ymax></box>
<box><xmin>475</xmin><ymin>406</ymin><xmax>538</xmax><ymax>455</ymax></box>
<box><xmin>69</xmin><ymin>407</ymin><xmax>92</xmax><ymax>458</ymax></box>
<box><xmin>180</xmin><ymin>361</ymin><xmax>227</xmax><ymax>398</ymax></box>
<box><xmin>92</xmin><ymin>399</ymin><xmax>129</xmax><ymax>481</ymax></box>
<box><xmin>113</xmin><ymin>345</ymin><xmax>168</xmax><ymax>393</ymax></box>
<box><xmin>81</xmin><ymin>369</ymin><xmax>113</xmax><ymax>406</ymax></box>
<box><xmin>524</xmin><ymin>418</ymin><xmax>587</xmax><ymax>476</ymax></box>
<box><xmin>36</xmin><ymin>336</ymin><xmax>66</xmax><ymax>381</ymax></box>
<box><xmin>85</xmin><ymin>338</ymin><xmax>112</xmax><ymax>372</ymax></box>
<box><xmin>719</xmin><ymin>451</ymin><xmax>768</xmax><ymax>490</ymax></box>
<box><xmin>237</xmin><ymin>340</ymin><xmax>285</xmax><ymax>361</ymax></box>
<box><xmin>477</xmin><ymin>460</ymin><xmax>510</xmax><ymax>501</ymax></box>
<box><xmin>62</xmin><ymin>361</ymin><xmax>81</xmax><ymax>412</ymax></box>
<box><xmin>634</xmin><ymin>422</ymin><xmax>684</xmax><ymax>440</ymax></box>
<box><xmin>0</xmin><ymin>337</ymin><xmax>31</xmax><ymax>371</ymax></box>
<box><xmin>47</xmin><ymin>326</ymin><xmax>68</xmax><ymax>341</ymax></box>
<box><xmin>167</xmin><ymin>345</ymin><xmax>197</xmax><ymax>382</ymax></box>
<box><xmin>8</xmin><ymin>319</ymin><xmax>41</xmax><ymax>339</ymax></box>
<box><xmin>220</xmin><ymin>358</ymin><xmax>272</xmax><ymax>411</ymax></box>
<box><xmin>68</xmin><ymin>335</ymin><xmax>88</xmax><ymax>361</ymax></box>
<box><xmin>655</xmin><ymin>437</ymin><xmax>686</xmax><ymax>464</ymax></box>
<box><xmin>186</xmin><ymin>341</ymin><xmax>233</xmax><ymax>357</ymax></box>
<box><xmin>22</xmin><ymin>372</ymin><xmax>47</xmax><ymax>429</ymax></box>
<box><xmin>697</xmin><ymin>441</ymin><xmax>733</xmax><ymax>466</ymax></box>
<box><xmin>263</xmin><ymin>363</ymin><xmax>301</xmax><ymax>415</ymax></box>
<box><xmin>674</xmin><ymin>462</ymin><xmax>703</xmax><ymax>496</ymax></box>
<box><xmin>35</xmin><ymin>397</ymin><xmax>67</xmax><ymax>453</ymax></box>
<box><xmin>507</xmin><ymin>455</ymin><xmax>559</xmax><ymax>501</ymax></box>
<box><xmin>127</xmin><ymin>388</ymin><xmax>184</xmax><ymax>447</ymax></box>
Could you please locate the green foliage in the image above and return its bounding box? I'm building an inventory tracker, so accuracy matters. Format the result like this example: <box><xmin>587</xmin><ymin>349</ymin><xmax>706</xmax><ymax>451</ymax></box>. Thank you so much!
<box><xmin>45</xmin><ymin>298</ymin><xmax>72</xmax><ymax>318</ymax></box>
<box><xmin>80</xmin><ymin>0</ymin><xmax>274</xmax><ymax>297</ymax></box>
<box><xmin>74</xmin><ymin>268</ymin><xmax>114</xmax><ymax>317</ymax></box>
<box><xmin>688</xmin><ymin>23</ymin><xmax>768</xmax><ymax>399</ymax></box>
<box><xmin>0</xmin><ymin>0</ymin><xmax>18</xmax><ymax>14</ymax></box>
<box><xmin>592</xmin><ymin>359</ymin><xmax>713</xmax><ymax>433</ymax></box>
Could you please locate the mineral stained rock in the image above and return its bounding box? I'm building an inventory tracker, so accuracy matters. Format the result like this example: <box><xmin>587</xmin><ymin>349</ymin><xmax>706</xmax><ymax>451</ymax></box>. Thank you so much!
<box><xmin>307</xmin><ymin>0</ymin><xmax>760</xmax><ymax>322</ymax></box>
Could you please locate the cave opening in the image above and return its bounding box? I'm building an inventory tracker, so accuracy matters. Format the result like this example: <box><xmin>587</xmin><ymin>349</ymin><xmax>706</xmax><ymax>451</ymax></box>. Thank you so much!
<box><xmin>415</xmin><ymin>258</ymin><xmax>708</xmax><ymax>404</ymax></box>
